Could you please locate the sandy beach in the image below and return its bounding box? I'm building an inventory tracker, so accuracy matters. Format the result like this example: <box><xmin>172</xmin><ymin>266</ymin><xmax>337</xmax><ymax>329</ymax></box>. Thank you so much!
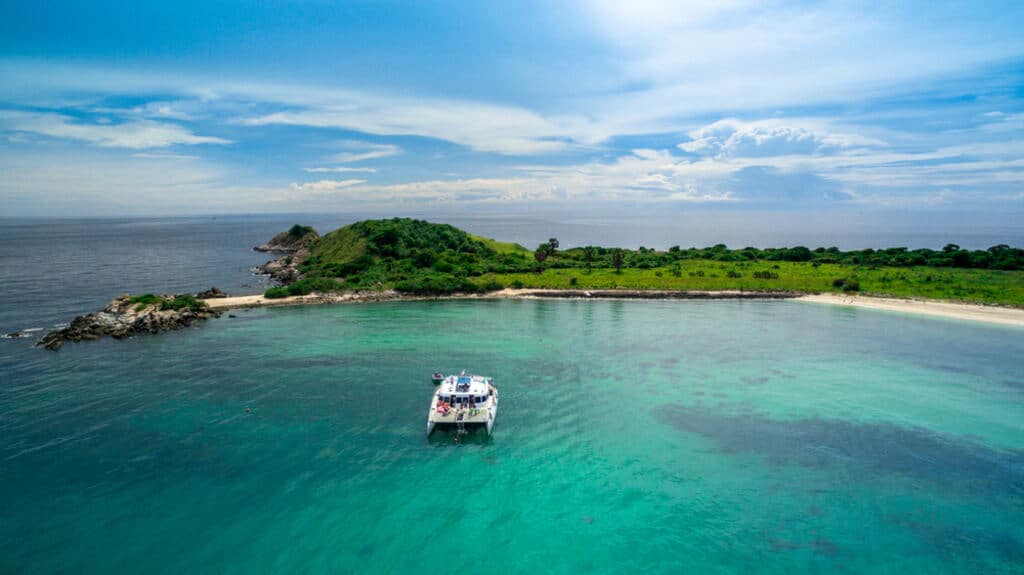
<box><xmin>203</xmin><ymin>289</ymin><xmax>1024</xmax><ymax>327</ymax></box>
<box><xmin>202</xmin><ymin>288</ymin><xmax>801</xmax><ymax>310</ymax></box>
<box><xmin>794</xmin><ymin>293</ymin><xmax>1024</xmax><ymax>327</ymax></box>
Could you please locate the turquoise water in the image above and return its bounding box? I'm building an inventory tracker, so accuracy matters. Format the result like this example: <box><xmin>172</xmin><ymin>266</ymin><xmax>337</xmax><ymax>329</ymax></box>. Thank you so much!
<box><xmin>2</xmin><ymin>299</ymin><xmax>1023</xmax><ymax>573</ymax></box>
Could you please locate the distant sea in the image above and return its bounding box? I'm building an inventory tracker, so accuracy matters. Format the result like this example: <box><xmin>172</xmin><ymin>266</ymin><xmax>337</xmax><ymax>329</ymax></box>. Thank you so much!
<box><xmin>1</xmin><ymin>215</ymin><xmax>1022</xmax><ymax>574</ymax></box>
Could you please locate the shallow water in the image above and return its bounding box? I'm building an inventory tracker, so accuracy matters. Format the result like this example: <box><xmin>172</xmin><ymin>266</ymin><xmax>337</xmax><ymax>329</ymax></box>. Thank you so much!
<box><xmin>2</xmin><ymin>299</ymin><xmax>1022</xmax><ymax>574</ymax></box>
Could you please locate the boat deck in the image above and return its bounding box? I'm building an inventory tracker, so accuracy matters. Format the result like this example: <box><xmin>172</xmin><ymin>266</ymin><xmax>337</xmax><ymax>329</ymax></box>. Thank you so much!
<box><xmin>428</xmin><ymin>405</ymin><xmax>492</xmax><ymax>424</ymax></box>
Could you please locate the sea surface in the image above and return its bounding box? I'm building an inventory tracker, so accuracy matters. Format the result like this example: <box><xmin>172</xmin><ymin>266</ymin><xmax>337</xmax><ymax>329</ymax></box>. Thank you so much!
<box><xmin>1</xmin><ymin>217</ymin><xmax>1023</xmax><ymax>574</ymax></box>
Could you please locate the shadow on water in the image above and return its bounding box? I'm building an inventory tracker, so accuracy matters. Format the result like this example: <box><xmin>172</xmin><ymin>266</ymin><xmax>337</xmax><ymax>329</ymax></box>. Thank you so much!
<box><xmin>653</xmin><ymin>404</ymin><xmax>1024</xmax><ymax>492</ymax></box>
<box><xmin>426</xmin><ymin>428</ymin><xmax>494</xmax><ymax>447</ymax></box>
<box><xmin>654</xmin><ymin>404</ymin><xmax>1024</xmax><ymax>564</ymax></box>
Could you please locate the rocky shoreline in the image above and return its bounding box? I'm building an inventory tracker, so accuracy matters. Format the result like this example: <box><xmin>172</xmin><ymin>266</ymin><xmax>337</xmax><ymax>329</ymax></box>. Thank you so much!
<box><xmin>37</xmin><ymin>293</ymin><xmax>222</xmax><ymax>351</ymax></box>
<box><xmin>254</xmin><ymin>226</ymin><xmax>318</xmax><ymax>283</ymax></box>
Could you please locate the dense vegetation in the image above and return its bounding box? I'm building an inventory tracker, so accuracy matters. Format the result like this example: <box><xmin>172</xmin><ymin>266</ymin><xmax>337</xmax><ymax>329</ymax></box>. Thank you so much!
<box><xmin>295</xmin><ymin>218</ymin><xmax>530</xmax><ymax>294</ymax></box>
<box><xmin>261</xmin><ymin>218</ymin><xmax>1024</xmax><ymax>306</ymax></box>
<box><xmin>545</xmin><ymin>243</ymin><xmax>1024</xmax><ymax>271</ymax></box>
<box><xmin>288</xmin><ymin>224</ymin><xmax>316</xmax><ymax>238</ymax></box>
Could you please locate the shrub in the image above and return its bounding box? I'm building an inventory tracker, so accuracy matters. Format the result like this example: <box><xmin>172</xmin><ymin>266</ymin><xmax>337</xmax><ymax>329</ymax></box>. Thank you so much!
<box><xmin>288</xmin><ymin>224</ymin><xmax>315</xmax><ymax>237</ymax></box>
<box><xmin>480</xmin><ymin>279</ymin><xmax>505</xmax><ymax>292</ymax></box>
<box><xmin>842</xmin><ymin>279</ymin><xmax>861</xmax><ymax>292</ymax></box>
<box><xmin>727</xmin><ymin>270</ymin><xmax>742</xmax><ymax>278</ymax></box>
<box><xmin>160</xmin><ymin>294</ymin><xmax>206</xmax><ymax>311</ymax></box>
<box><xmin>394</xmin><ymin>274</ymin><xmax>481</xmax><ymax>295</ymax></box>
<box><xmin>569</xmin><ymin>276</ymin><xmax>578</xmax><ymax>286</ymax></box>
<box><xmin>129</xmin><ymin>294</ymin><xmax>162</xmax><ymax>310</ymax></box>
<box><xmin>264</xmin><ymin>287</ymin><xmax>289</xmax><ymax>299</ymax></box>
<box><xmin>413</xmin><ymin>250</ymin><xmax>436</xmax><ymax>268</ymax></box>
<box><xmin>337</xmin><ymin>255</ymin><xmax>375</xmax><ymax>277</ymax></box>
<box><xmin>511</xmin><ymin>279</ymin><xmax>524</xmax><ymax>289</ymax></box>
<box><xmin>832</xmin><ymin>278</ymin><xmax>847</xmax><ymax>288</ymax></box>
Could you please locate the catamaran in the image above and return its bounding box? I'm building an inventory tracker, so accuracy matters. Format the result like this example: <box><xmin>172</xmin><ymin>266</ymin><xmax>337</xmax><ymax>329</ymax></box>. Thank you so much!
<box><xmin>427</xmin><ymin>372</ymin><xmax>498</xmax><ymax>436</ymax></box>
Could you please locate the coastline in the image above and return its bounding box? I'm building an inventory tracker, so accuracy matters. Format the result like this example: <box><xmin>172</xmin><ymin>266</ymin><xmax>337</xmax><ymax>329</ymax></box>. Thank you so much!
<box><xmin>794</xmin><ymin>293</ymin><xmax>1024</xmax><ymax>327</ymax></box>
<box><xmin>203</xmin><ymin>289</ymin><xmax>1024</xmax><ymax>327</ymax></box>
<box><xmin>202</xmin><ymin>289</ymin><xmax>803</xmax><ymax>310</ymax></box>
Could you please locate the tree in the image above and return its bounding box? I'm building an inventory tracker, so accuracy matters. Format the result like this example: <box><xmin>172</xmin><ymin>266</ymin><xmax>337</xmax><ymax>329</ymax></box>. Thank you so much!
<box><xmin>534</xmin><ymin>246</ymin><xmax>549</xmax><ymax>272</ymax></box>
<box><xmin>611</xmin><ymin>249</ymin><xmax>624</xmax><ymax>274</ymax></box>
<box><xmin>546</xmin><ymin>238</ymin><xmax>559</xmax><ymax>252</ymax></box>
<box><xmin>943</xmin><ymin>243</ymin><xmax>960</xmax><ymax>253</ymax></box>
<box><xmin>584</xmin><ymin>247</ymin><xmax>596</xmax><ymax>272</ymax></box>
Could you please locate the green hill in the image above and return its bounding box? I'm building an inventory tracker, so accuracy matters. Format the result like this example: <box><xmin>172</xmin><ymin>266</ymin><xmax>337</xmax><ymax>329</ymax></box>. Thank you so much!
<box><xmin>274</xmin><ymin>218</ymin><xmax>532</xmax><ymax>295</ymax></box>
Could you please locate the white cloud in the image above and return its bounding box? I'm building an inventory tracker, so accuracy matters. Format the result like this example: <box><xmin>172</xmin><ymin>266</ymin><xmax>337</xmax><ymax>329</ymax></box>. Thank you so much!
<box><xmin>131</xmin><ymin>152</ymin><xmax>199</xmax><ymax>160</ymax></box>
<box><xmin>241</xmin><ymin>101</ymin><xmax>587</xmax><ymax>156</ymax></box>
<box><xmin>578</xmin><ymin>0</ymin><xmax>1024</xmax><ymax>120</ymax></box>
<box><xmin>0</xmin><ymin>110</ymin><xmax>231</xmax><ymax>149</ymax></box>
<box><xmin>289</xmin><ymin>179</ymin><xmax>367</xmax><ymax>193</ymax></box>
<box><xmin>304</xmin><ymin>166</ymin><xmax>377</xmax><ymax>173</ymax></box>
<box><xmin>678</xmin><ymin>118</ymin><xmax>885</xmax><ymax>158</ymax></box>
<box><xmin>0</xmin><ymin>150</ymin><xmax>235</xmax><ymax>215</ymax></box>
<box><xmin>327</xmin><ymin>141</ymin><xmax>401</xmax><ymax>163</ymax></box>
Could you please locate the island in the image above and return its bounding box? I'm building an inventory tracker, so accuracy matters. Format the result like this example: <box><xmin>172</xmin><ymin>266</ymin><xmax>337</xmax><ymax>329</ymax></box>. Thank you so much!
<box><xmin>37</xmin><ymin>218</ymin><xmax>1024</xmax><ymax>349</ymax></box>
<box><xmin>251</xmin><ymin>218</ymin><xmax>1023</xmax><ymax>301</ymax></box>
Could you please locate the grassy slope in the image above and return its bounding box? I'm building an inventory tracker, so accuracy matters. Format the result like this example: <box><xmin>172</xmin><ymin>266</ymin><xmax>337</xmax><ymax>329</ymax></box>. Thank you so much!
<box><xmin>486</xmin><ymin>262</ymin><xmax>1024</xmax><ymax>306</ymax></box>
<box><xmin>307</xmin><ymin>225</ymin><xmax>367</xmax><ymax>265</ymax></box>
<box><xmin>468</xmin><ymin>233</ymin><xmax>529</xmax><ymax>255</ymax></box>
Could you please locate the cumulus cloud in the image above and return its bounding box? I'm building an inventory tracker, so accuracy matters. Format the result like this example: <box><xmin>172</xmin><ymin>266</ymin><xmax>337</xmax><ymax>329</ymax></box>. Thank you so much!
<box><xmin>678</xmin><ymin>118</ymin><xmax>884</xmax><ymax>158</ymax></box>
<box><xmin>289</xmin><ymin>179</ymin><xmax>367</xmax><ymax>193</ymax></box>
<box><xmin>0</xmin><ymin>110</ymin><xmax>231</xmax><ymax>148</ymax></box>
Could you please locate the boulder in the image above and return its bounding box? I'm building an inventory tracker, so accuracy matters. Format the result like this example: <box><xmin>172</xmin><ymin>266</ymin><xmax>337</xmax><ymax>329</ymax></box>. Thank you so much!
<box><xmin>196</xmin><ymin>286</ymin><xmax>227</xmax><ymax>298</ymax></box>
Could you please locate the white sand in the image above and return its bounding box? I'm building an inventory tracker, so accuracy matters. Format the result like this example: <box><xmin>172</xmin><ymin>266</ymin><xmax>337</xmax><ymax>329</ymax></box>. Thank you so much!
<box><xmin>202</xmin><ymin>291</ymin><xmax>400</xmax><ymax>310</ymax></box>
<box><xmin>795</xmin><ymin>293</ymin><xmax>1024</xmax><ymax>327</ymax></box>
<box><xmin>203</xmin><ymin>290</ymin><xmax>1024</xmax><ymax>328</ymax></box>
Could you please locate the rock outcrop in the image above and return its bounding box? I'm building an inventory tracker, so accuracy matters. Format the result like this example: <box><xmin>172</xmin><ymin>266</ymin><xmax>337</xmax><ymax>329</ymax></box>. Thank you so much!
<box><xmin>37</xmin><ymin>294</ymin><xmax>221</xmax><ymax>351</ymax></box>
<box><xmin>195</xmin><ymin>286</ymin><xmax>228</xmax><ymax>299</ymax></box>
<box><xmin>253</xmin><ymin>225</ymin><xmax>319</xmax><ymax>253</ymax></box>
<box><xmin>256</xmin><ymin>254</ymin><xmax>306</xmax><ymax>284</ymax></box>
<box><xmin>255</xmin><ymin>226</ymin><xmax>318</xmax><ymax>284</ymax></box>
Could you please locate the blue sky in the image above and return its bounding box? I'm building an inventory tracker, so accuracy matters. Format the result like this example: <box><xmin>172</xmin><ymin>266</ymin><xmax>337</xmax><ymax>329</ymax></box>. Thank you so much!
<box><xmin>1</xmin><ymin>0</ymin><xmax>1022</xmax><ymax>217</ymax></box>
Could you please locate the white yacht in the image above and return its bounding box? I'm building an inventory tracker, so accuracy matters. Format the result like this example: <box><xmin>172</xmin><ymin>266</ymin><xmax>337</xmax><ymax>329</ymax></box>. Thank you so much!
<box><xmin>427</xmin><ymin>372</ymin><xmax>498</xmax><ymax>436</ymax></box>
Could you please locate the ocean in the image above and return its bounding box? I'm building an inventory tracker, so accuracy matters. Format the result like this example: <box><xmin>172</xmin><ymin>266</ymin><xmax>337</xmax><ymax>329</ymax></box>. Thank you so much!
<box><xmin>1</xmin><ymin>216</ymin><xmax>1022</xmax><ymax>573</ymax></box>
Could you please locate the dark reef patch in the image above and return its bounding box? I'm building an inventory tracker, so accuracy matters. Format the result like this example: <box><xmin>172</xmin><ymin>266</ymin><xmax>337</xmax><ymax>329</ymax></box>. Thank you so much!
<box><xmin>653</xmin><ymin>404</ymin><xmax>1024</xmax><ymax>492</ymax></box>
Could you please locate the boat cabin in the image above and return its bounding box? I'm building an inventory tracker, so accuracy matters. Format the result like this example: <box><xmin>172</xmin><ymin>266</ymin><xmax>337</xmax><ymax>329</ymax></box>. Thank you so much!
<box><xmin>436</xmin><ymin>375</ymin><xmax>493</xmax><ymax>407</ymax></box>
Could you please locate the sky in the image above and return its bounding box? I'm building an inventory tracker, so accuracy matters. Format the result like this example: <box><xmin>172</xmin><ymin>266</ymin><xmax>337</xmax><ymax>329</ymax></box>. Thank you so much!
<box><xmin>0</xmin><ymin>0</ymin><xmax>1022</xmax><ymax>218</ymax></box>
